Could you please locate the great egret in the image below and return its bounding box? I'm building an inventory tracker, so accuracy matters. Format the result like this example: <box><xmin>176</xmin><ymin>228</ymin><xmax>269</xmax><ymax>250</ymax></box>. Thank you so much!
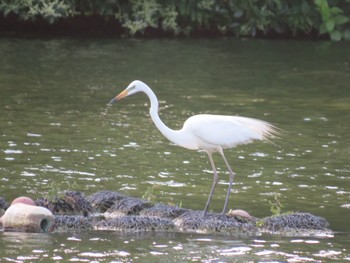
<box><xmin>108</xmin><ymin>80</ymin><xmax>278</xmax><ymax>215</ymax></box>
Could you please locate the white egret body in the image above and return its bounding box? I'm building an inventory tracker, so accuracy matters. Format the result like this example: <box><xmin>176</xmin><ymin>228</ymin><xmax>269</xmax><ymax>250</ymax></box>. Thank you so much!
<box><xmin>109</xmin><ymin>80</ymin><xmax>277</xmax><ymax>215</ymax></box>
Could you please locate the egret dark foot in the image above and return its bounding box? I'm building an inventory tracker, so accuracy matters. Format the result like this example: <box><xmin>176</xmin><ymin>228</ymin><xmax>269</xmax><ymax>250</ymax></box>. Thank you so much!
<box><xmin>202</xmin><ymin>210</ymin><xmax>208</xmax><ymax>217</ymax></box>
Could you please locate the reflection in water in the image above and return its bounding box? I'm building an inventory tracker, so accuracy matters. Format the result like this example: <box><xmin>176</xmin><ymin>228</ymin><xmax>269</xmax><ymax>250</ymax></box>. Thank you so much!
<box><xmin>0</xmin><ymin>38</ymin><xmax>349</xmax><ymax>261</ymax></box>
<box><xmin>0</xmin><ymin>230</ymin><xmax>341</xmax><ymax>262</ymax></box>
<box><xmin>1</xmin><ymin>232</ymin><xmax>54</xmax><ymax>261</ymax></box>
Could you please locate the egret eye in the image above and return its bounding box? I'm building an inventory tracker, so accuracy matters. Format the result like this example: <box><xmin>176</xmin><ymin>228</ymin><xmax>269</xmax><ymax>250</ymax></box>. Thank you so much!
<box><xmin>128</xmin><ymin>85</ymin><xmax>136</xmax><ymax>91</ymax></box>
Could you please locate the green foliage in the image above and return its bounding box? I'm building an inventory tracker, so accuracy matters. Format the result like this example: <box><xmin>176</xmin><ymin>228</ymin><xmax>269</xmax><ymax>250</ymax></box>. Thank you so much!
<box><xmin>1</xmin><ymin>0</ymin><xmax>349</xmax><ymax>39</ymax></box>
<box><xmin>142</xmin><ymin>184</ymin><xmax>159</xmax><ymax>202</ymax></box>
<box><xmin>314</xmin><ymin>0</ymin><xmax>350</xmax><ymax>40</ymax></box>
<box><xmin>0</xmin><ymin>0</ymin><xmax>76</xmax><ymax>24</ymax></box>
<box><xmin>142</xmin><ymin>185</ymin><xmax>182</xmax><ymax>207</ymax></box>
<box><xmin>44</xmin><ymin>181</ymin><xmax>78</xmax><ymax>202</ymax></box>
<box><xmin>269</xmin><ymin>192</ymin><xmax>284</xmax><ymax>216</ymax></box>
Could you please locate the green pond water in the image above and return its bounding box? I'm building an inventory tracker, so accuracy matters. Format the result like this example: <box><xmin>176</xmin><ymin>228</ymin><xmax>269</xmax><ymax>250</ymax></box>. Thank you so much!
<box><xmin>0</xmin><ymin>37</ymin><xmax>349</xmax><ymax>262</ymax></box>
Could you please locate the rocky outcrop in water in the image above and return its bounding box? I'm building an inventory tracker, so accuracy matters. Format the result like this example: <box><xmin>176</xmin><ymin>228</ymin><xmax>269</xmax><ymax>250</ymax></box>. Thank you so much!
<box><xmin>0</xmin><ymin>190</ymin><xmax>331</xmax><ymax>236</ymax></box>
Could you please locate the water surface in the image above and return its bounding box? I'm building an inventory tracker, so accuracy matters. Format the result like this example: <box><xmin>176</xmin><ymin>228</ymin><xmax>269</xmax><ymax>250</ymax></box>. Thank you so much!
<box><xmin>0</xmin><ymin>38</ymin><xmax>349</xmax><ymax>262</ymax></box>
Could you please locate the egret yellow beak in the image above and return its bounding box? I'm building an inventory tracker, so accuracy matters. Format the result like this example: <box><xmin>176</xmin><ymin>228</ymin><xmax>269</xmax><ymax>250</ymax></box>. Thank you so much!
<box><xmin>108</xmin><ymin>89</ymin><xmax>129</xmax><ymax>105</ymax></box>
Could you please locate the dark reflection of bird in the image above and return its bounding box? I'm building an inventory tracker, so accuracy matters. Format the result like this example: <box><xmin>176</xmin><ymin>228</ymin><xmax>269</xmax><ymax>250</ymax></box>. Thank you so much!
<box><xmin>108</xmin><ymin>80</ymin><xmax>278</xmax><ymax>216</ymax></box>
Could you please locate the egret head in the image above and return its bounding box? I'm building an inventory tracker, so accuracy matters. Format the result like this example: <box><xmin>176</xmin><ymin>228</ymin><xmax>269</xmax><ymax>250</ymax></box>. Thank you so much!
<box><xmin>108</xmin><ymin>80</ymin><xmax>145</xmax><ymax>105</ymax></box>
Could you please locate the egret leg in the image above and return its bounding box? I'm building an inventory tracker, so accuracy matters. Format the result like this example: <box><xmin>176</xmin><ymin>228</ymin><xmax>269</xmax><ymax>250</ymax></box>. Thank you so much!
<box><xmin>203</xmin><ymin>152</ymin><xmax>218</xmax><ymax>216</ymax></box>
<box><xmin>219</xmin><ymin>149</ymin><xmax>236</xmax><ymax>215</ymax></box>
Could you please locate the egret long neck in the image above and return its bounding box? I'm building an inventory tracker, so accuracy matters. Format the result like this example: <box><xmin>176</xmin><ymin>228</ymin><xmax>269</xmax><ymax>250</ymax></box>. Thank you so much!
<box><xmin>143</xmin><ymin>86</ymin><xmax>179</xmax><ymax>144</ymax></box>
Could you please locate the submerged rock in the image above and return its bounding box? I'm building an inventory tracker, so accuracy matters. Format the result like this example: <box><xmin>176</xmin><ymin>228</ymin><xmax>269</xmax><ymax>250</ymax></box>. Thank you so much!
<box><xmin>0</xmin><ymin>197</ymin><xmax>8</xmax><ymax>209</ymax></box>
<box><xmin>55</xmin><ymin>215</ymin><xmax>93</xmax><ymax>230</ymax></box>
<box><xmin>174</xmin><ymin>211</ymin><xmax>259</xmax><ymax>235</ymax></box>
<box><xmin>104</xmin><ymin>197</ymin><xmax>153</xmax><ymax>217</ymax></box>
<box><xmin>140</xmin><ymin>204</ymin><xmax>189</xmax><ymax>219</ymax></box>
<box><xmin>36</xmin><ymin>191</ymin><xmax>93</xmax><ymax>216</ymax></box>
<box><xmin>86</xmin><ymin>190</ymin><xmax>126</xmax><ymax>213</ymax></box>
<box><xmin>0</xmin><ymin>197</ymin><xmax>9</xmax><ymax>218</ymax></box>
<box><xmin>259</xmin><ymin>212</ymin><xmax>330</xmax><ymax>234</ymax></box>
<box><xmin>94</xmin><ymin>215</ymin><xmax>174</xmax><ymax>232</ymax></box>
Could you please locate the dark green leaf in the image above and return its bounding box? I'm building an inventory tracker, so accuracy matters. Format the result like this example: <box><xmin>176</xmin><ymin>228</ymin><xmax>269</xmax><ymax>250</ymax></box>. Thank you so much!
<box><xmin>319</xmin><ymin>23</ymin><xmax>328</xmax><ymax>34</ymax></box>
<box><xmin>330</xmin><ymin>6</ymin><xmax>343</xmax><ymax>15</ymax></box>
<box><xmin>326</xmin><ymin>19</ymin><xmax>335</xmax><ymax>32</ymax></box>
<box><xmin>234</xmin><ymin>9</ymin><xmax>243</xmax><ymax>18</ymax></box>
<box><xmin>330</xmin><ymin>30</ymin><xmax>341</xmax><ymax>40</ymax></box>
<box><xmin>334</xmin><ymin>15</ymin><xmax>349</xmax><ymax>25</ymax></box>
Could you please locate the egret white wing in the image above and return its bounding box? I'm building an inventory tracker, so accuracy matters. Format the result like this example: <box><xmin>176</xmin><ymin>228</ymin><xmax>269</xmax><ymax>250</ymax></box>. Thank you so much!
<box><xmin>183</xmin><ymin>114</ymin><xmax>275</xmax><ymax>149</ymax></box>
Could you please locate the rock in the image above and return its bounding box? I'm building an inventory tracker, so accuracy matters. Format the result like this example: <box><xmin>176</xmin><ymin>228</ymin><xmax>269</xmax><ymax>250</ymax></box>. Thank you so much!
<box><xmin>227</xmin><ymin>209</ymin><xmax>253</xmax><ymax>221</ymax></box>
<box><xmin>86</xmin><ymin>190</ymin><xmax>126</xmax><ymax>213</ymax></box>
<box><xmin>0</xmin><ymin>197</ymin><xmax>8</xmax><ymax>220</ymax></box>
<box><xmin>1</xmin><ymin>203</ymin><xmax>55</xmax><ymax>233</ymax></box>
<box><xmin>258</xmin><ymin>212</ymin><xmax>331</xmax><ymax>235</ymax></box>
<box><xmin>0</xmin><ymin>197</ymin><xmax>9</xmax><ymax>210</ymax></box>
<box><xmin>55</xmin><ymin>215</ymin><xmax>93</xmax><ymax>230</ymax></box>
<box><xmin>173</xmin><ymin>211</ymin><xmax>258</xmax><ymax>234</ymax></box>
<box><xmin>11</xmin><ymin>196</ymin><xmax>36</xmax><ymax>206</ymax></box>
<box><xmin>104</xmin><ymin>197</ymin><xmax>153</xmax><ymax>217</ymax></box>
<box><xmin>140</xmin><ymin>204</ymin><xmax>189</xmax><ymax>219</ymax></box>
<box><xmin>36</xmin><ymin>191</ymin><xmax>93</xmax><ymax>216</ymax></box>
<box><xmin>94</xmin><ymin>215</ymin><xmax>174</xmax><ymax>232</ymax></box>
<box><xmin>1</xmin><ymin>191</ymin><xmax>332</xmax><ymax>236</ymax></box>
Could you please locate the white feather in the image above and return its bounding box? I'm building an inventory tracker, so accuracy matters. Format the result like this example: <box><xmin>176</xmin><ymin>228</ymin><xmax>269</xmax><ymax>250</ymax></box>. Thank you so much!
<box><xmin>111</xmin><ymin>80</ymin><xmax>279</xmax><ymax>214</ymax></box>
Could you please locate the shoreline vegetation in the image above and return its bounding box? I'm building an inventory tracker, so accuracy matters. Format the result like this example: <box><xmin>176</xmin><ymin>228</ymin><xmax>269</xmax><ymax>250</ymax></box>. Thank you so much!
<box><xmin>0</xmin><ymin>0</ymin><xmax>349</xmax><ymax>40</ymax></box>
